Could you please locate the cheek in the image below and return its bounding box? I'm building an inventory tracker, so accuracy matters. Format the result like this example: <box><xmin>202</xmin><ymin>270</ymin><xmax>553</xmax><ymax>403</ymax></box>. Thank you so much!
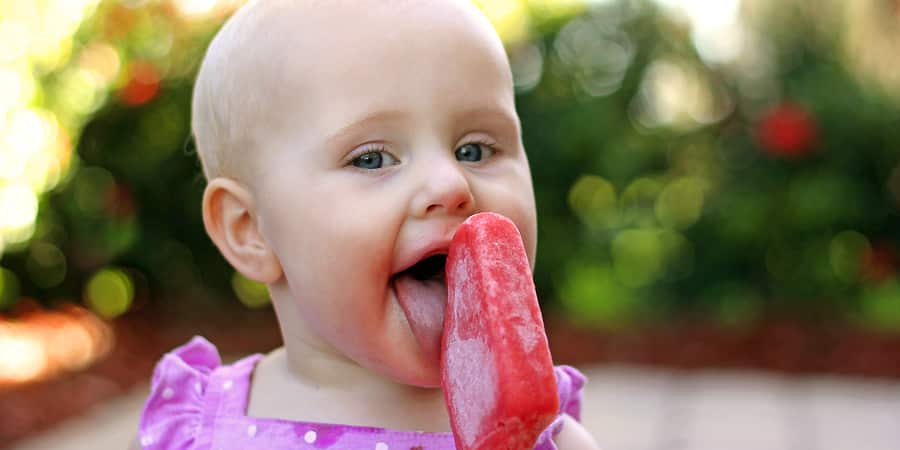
<box><xmin>508</xmin><ymin>168</ymin><xmax>537</xmax><ymax>262</ymax></box>
<box><xmin>514</xmin><ymin>168</ymin><xmax>539</xmax><ymax>265</ymax></box>
<box><xmin>477</xmin><ymin>172</ymin><xmax>538</xmax><ymax>265</ymax></box>
<box><xmin>507</xmin><ymin>200</ymin><xmax>538</xmax><ymax>267</ymax></box>
<box><xmin>263</xmin><ymin>192</ymin><xmax>399</xmax><ymax>293</ymax></box>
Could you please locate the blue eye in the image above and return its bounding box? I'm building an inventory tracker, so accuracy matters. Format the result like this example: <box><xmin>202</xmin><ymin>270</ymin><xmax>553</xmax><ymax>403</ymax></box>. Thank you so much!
<box><xmin>351</xmin><ymin>151</ymin><xmax>398</xmax><ymax>170</ymax></box>
<box><xmin>456</xmin><ymin>143</ymin><xmax>488</xmax><ymax>162</ymax></box>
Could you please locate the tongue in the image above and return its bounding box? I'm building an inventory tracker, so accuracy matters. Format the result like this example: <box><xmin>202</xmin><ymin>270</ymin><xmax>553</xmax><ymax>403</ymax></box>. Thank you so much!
<box><xmin>394</xmin><ymin>273</ymin><xmax>447</xmax><ymax>365</ymax></box>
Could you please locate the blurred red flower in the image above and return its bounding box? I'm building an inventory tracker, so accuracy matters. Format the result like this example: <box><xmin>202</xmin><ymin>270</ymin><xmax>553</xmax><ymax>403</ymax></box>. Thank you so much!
<box><xmin>104</xmin><ymin>181</ymin><xmax>136</xmax><ymax>219</ymax></box>
<box><xmin>756</xmin><ymin>103</ymin><xmax>817</xmax><ymax>158</ymax></box>
<box><xmin>120</xmin><ymin>61</ymin><xmax>161</xmax><ymax>106</ymax></box>
<box><xmin>861</xmin><ymin>243</ymin><xmax>897</xmax><ymax>283</ymax></box>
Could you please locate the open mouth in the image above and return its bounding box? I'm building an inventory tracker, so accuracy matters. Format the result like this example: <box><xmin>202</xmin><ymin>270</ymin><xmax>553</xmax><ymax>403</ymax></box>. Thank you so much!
<box><xmin>405</xmin><ymin>254</ymin><xmax>448</xmax><ymax>281</ymax></box>
<box><xmin>392</xmin><ymin>253</ymin><xmax>449</xmax><ymax>368</ymax></box>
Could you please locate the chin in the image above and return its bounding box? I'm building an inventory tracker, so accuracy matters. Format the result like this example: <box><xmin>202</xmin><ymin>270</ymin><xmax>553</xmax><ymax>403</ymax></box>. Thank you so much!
<box><xmin>402</xmin><ymin>363</ymin><xmax>443</xmax><ymax>388</ymax></box>
<box><xmin>413</xmin><ymin>365</ymin><xmax>442</xmax><ymax>388</ymax></box>
<box><xmin>381</xmin><ymin>356</ymin><xmax>442</xmax><ymax>388</ymax></box>
<box><xmin>404</xmin><ymin>373</ymin><xmax>442</xmax><ymax>389</ymax></box>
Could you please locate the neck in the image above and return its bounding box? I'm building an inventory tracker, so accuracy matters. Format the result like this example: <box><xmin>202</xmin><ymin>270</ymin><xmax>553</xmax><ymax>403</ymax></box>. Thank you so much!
<box><xmin>270</xmin><ymin>288</ymin><xmax>410</xmax><ymax>392</ymax></box>
<box><xmin>246</xmin><ymin>288</ymin><xmax>449</xmax><ymax>431</ymax></box>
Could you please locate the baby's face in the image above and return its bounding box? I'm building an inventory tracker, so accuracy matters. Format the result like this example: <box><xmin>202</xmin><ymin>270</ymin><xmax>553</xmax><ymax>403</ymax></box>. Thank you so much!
<box><xmin>247</xmin><ymin>1</ymin><xmax>536</xmax><ymax>387</ymax></box>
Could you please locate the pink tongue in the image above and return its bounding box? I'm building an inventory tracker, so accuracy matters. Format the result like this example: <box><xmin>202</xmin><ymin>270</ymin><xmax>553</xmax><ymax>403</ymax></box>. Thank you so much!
<box><xmin>394</xmin><ymin>274</ymin><xmax>447</xmax><ymax>364</ymax></box>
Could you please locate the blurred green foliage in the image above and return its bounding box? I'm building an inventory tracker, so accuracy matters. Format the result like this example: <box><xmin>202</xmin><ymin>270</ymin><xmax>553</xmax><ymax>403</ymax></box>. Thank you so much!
<box><xmin>2</xmin><ymin>0</ymin><xmax>900</xmax><ymax>333</ymax></box>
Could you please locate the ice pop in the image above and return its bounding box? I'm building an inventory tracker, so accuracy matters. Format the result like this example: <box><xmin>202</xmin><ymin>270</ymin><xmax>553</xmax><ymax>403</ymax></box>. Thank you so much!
<box><xmin>442</xmin><ymin>212</ymin><xmax>558</xmax><ymax>450</ymax></box>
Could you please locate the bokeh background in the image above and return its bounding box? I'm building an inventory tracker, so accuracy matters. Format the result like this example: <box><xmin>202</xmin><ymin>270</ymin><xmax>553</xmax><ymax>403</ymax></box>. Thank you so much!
<box><xmin>2</xmin><ymin>0</ymin><xmax>900</xmax><ymax>447</ymax></box>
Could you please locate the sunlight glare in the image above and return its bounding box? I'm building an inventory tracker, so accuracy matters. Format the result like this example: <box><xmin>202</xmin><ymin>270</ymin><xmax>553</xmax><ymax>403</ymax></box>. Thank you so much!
<box><xmin>0</xmin><ymin>328</ymin><xmax>48</xmax><ymax>383</ymax></box>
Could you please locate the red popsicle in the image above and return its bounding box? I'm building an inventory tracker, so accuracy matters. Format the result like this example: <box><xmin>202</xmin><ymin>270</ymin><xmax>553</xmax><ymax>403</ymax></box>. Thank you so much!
<box><xmin>442</xmin><ymin>212</ymin><xmax>559</xmax><ymax>450</ymax></box>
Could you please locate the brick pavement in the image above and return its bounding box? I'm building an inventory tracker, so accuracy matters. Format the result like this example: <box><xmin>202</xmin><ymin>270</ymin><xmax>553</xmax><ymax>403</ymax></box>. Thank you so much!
<box><xmin>10</xmin><ymin>365</ymin><xmax>900</xmax><ymax>450</ymax></box>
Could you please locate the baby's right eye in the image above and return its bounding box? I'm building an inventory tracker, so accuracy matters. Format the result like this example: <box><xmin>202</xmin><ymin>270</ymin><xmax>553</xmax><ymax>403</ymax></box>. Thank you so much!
<box><xmin>350</xmin><ymin>150</ymin><xmax>399</xmax><ymax>170</ymax></box>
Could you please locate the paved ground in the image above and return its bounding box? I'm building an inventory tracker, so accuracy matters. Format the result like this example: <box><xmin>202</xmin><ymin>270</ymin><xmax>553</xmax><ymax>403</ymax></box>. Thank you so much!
<box><xmin>10</xmin><ymin>365</ymin><xmax>900</xmax><ymax>450</ymax></box>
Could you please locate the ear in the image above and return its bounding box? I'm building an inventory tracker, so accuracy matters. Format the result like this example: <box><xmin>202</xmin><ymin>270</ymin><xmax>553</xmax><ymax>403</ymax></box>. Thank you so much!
<box><xmin>202</xmin><ymin>177</ymin><xmax>282</xmax><ymax>284</ymax></box>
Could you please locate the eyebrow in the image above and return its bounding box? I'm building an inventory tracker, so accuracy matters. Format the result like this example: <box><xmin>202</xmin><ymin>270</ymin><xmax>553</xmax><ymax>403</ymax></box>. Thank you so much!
<box><xmin>324</xmin><ymin>110</ymin><xmax>409</xmax><ymax>149</ymax></box>
<box><xmin>323</xmin><ymin>105</ymin><xmax>521</xmax><ymax>150</ymax></box>
<box><xmin>451</xmin><ymin>106</ymin><xmax>521</xmax><ymax>135</ymax></box>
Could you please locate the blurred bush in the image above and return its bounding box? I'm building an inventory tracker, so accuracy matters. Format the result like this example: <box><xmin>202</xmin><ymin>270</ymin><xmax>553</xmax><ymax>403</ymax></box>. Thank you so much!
<box><xmin>1</xmin><ymin>0</ymin><xmax>899</xmax><ymax>333</ymax></box>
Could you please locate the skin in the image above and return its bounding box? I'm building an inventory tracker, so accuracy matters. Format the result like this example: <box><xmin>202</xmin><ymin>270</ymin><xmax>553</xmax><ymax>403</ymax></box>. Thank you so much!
<box><xmin>134</xmin><ymin>1</ymin><xmax>599</xmax><ymax>448</ymax></box>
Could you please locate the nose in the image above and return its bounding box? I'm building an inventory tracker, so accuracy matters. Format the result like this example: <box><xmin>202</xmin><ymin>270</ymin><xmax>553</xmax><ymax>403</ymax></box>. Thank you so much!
<box><xmin>412</xmin><ymin>157</ymin><xmax>475</xmax><ymax>218</ymax></box>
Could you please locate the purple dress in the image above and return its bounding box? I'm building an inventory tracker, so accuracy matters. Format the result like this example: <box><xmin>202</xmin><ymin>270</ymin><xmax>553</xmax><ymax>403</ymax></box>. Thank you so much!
<box><xmin>139</xmin><ymin>336</ymin><xmax>586</xmax><ymax>449</ymax></box>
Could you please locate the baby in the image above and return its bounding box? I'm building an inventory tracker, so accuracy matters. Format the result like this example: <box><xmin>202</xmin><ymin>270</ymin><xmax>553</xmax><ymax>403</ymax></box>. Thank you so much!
<box><xmin>135</xmin><ymin>0</ymin><xmax>600</xmax><ymax>449</ymax></box>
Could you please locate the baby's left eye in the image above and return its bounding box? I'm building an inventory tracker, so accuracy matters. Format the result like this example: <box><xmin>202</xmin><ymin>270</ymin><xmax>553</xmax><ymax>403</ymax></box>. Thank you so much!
<box><xmin>455</xmin><ymin>143</ymin><xmax>494</xmax><ymax>162</ymax></box>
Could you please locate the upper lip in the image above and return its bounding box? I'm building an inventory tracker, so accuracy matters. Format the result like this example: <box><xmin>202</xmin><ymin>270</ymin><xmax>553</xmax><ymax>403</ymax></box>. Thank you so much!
<box><xmin>393</xmin><ymin>238</ymin><xmax>452</xmax><ymax>276</ymax></box>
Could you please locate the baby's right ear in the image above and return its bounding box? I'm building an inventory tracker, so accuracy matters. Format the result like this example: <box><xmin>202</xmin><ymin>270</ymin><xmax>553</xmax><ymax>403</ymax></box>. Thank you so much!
<box><xmin>202</xmin><ymin>178</ymin><xmax>282</xmax><ymax>284</ymax></box>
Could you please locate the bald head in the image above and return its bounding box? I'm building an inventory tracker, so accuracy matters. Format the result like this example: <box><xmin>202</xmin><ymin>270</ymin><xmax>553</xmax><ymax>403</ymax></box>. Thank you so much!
<box><xmin>191</xmin><ymin>0</ymin><xmax>508</xmax><ymax>181</ymax></box>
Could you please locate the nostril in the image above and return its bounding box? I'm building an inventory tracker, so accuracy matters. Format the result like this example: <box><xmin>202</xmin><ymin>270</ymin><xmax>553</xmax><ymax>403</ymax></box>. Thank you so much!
<box><xmin>416</xmin><ymin>172</ymin><xmax>475</xmax><ymax>216</ymax></box>
<box><xmin>426</xmin><ymin>199</ymin><xmax>469</xmax><ymax>214</ymax></box>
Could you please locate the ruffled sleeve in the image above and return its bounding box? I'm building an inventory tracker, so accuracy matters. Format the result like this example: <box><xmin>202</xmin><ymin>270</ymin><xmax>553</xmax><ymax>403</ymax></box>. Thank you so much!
<box><xmin>138</xmin><ymin>336</ymin><xmax>222</xmax><ymax>450</ymax></box>
<box><xmin>554</xmin><ymin>365</ymin><xmax>586</xmax><ymax>421</ymax></box>
<box><xmin>533</xmin><ymin>365</ymin><xmax>588</xmax><ymax>450</ymax></box>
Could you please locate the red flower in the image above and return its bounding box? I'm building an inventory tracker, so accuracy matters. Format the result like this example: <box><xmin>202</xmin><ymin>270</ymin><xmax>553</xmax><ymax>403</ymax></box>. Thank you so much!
<box><xmin>104</xmin><ymin>181</ymin><xmax>135</xmax><ymax>219</ymax></box>
<box><xmin>120</xmin><ymin>61</ymin><xmax>161</xmax><ymax>106</ymax></box>
<box><xmin>861</xmin><ymin>243</ymin><xmax>897</xmax><ymax>283</ymax></box>
<box><xmin>756</xmin><ymin>103</ymin><xmax>817</xmax><ymax>158</ymax></box>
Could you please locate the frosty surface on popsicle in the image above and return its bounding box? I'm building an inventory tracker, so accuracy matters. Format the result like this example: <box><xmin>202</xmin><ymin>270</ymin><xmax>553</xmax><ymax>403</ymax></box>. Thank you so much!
<box><xmin>442</xmin><ymin>212</ymin><xmax>559</xmax><ymax>450</ymax></box>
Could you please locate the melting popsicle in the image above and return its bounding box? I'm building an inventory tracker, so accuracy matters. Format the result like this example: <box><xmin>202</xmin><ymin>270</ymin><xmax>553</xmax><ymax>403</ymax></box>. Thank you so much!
<box><xmin>442</xmin><ymin>212</ymin><xmax>559</xmax><ymax>450</ymax></box>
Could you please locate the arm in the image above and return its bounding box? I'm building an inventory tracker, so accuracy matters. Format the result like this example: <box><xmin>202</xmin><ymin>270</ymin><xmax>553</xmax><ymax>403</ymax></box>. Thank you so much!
<box><xmin>553</xmin><ymin>414</ymin><xmax>601</xmax><ymax>450</ymax></box>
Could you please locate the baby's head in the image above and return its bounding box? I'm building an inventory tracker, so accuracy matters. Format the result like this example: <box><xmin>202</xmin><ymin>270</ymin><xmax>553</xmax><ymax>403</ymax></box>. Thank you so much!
<box><xmin>194</xmin><ymin>0</ymin><xmax>538</xmax><ymax>387</ymax></box>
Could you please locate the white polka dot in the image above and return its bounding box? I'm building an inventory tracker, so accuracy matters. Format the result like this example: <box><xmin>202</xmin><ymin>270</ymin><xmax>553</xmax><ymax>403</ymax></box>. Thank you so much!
<box><xmin>223</xmin><ymin>380</ymin><xmax>233</xmax><ymax>390</ymax></box>
<box><xmin>162</xmin><ymin>387</ymin><xmax>174</xmax><ymax>399</ymax></box>
<box><xmin>375</xmin><ymin>442</ymin><xmax>389</xmax><ymax>450</ymax></box>
<box><xmin>304</xmin><ymin>430</ymin><xmax>317</xmax><ymax>443</ymax></box>
<box><xmin>194</xmin><ymin>382</ymin><xmax>202</xmax><ymax>394</ymax></box>
<box><xmin>140</xmin><ymin>435</ymin><xmax>154</xmax><ymax>446</ymax></box>
<box><xmin>247</xmin><ymin>424</ymin><xmax>257</xmax><ymax>437</ymax></box>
